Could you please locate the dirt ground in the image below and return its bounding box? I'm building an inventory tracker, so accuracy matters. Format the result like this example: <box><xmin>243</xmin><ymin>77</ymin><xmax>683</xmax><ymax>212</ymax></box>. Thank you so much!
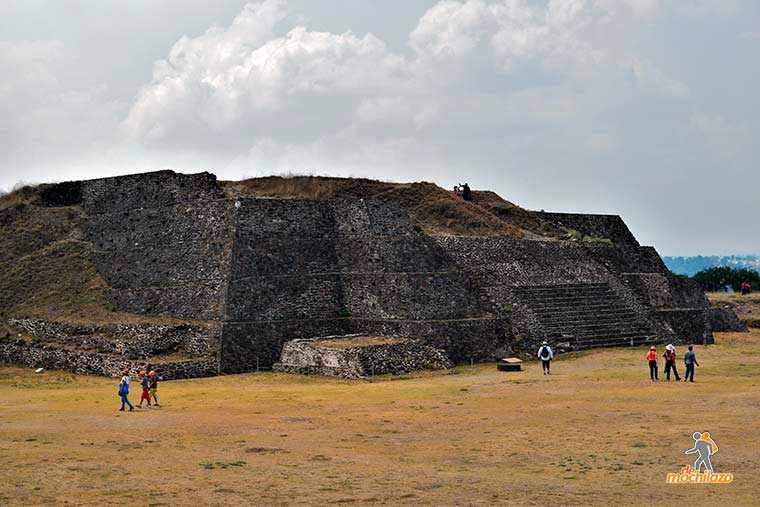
<box><xmin>1</xmin><ymin>331</ymin><xmax>758</xmax><ymax>506</ymax></box>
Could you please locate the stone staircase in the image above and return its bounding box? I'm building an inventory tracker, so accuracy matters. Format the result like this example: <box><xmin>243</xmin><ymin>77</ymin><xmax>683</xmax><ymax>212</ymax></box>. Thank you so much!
<box><xmin>513</xmin><ymin>283</ymin><xmax>656</xmax><ymax>350</ymax></box>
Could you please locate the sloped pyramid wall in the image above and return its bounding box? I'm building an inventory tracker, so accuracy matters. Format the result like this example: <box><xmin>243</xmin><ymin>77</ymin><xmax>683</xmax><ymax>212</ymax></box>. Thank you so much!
<box><xmin>2</xmin><ymin>170</ymin><xmax>723</xmax><ymax>377</ymax></box>
<box><xmin>220</xmin><ymin>198</ymin><xmax>511</xmax><ymax>372</ymax></box>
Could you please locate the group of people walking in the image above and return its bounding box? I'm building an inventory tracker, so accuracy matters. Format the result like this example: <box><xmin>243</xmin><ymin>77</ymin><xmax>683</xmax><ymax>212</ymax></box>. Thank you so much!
<box><xmin>118</xmin><ymin>369</ymin><xmax>161</xmax><ymax>411</ymax></box>
<box><xmin>537</xmin><ymin>341</ymin><xmax>701</xmax><ymax>382</ymax></box>
<box><xmin>646</xmin><ymin>344</ymin><xmax>699</xmax><ymax>382</ymax></box>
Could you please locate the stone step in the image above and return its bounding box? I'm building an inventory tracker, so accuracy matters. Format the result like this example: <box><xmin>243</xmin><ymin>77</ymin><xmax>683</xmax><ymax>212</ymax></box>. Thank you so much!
<box><xmin>527</xmin><ymin>304</ymin><xmax>635</xmax><ymax>314</ymax></box>
<box><xmin>546</xmin><ymin>330</ymin><xmax>655</xmax><ymax>342</ymax></box>
<box><xmin>516</xmin><ymin>290</ymin><xmax>614</xmax><ymax>300</ymax></box>
<box><xmin>515</xmin><ymin>282</ymin><xmax>611</xmax><ymax>290</ymax></box>
<box><xmin>541</xmin><ymin>322</ymin><xmax>651</xmax><ymax>333</ymax></box>
<box><xmin>526</xmin><ymin>299</ymin><xmax>626</xmax><ymax>306</ymax></box>
<box><xmin>571</xmin><ymin>336</ymin><xmax>655</xmax><ymax>349</ymax></box>
<box><xmin>515</xmin><ymin>283</ymin><xmax>610</xmax><ymax>292</ymax></box>
<box><xmin>514</xmin><ymin>282</ymin><xmax>655</xmax><ymax>351</ymax></box>
<box><xmin>516</xmin><ymin>291</ymin><xmax>615</xmax><ymax>301</ymax></box>
<box><xmin>537</xmin><ymin>313</ymin><xmax>641</xmax><ymax>324</ymax></box>
<box><xmin>529</xmin><ymin>303</ymin><xmax>636</xmax><ymax>313</ymax></box>
<box><xmin>572</xmin><ymin>332</ymin><xmax>656</xmax><ymax>344</ymax></box>
<box><xmin>517</xmin><ymin>291</ymin><xmax>620</xmax><ymax>300</ymax></box>
<box><xmin>537</xmin><ymin>311</ymin><xmax>644</xmax><ymax>322</ymax></box>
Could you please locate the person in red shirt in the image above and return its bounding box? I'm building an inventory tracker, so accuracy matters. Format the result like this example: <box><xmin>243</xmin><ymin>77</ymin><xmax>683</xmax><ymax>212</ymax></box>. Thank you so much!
<box><xmin>662</xmin><ymin>344</ymin><xmax>681</xmax><ymax>381</ymax></box>
<box><xmin>646</xmin><ymin>346</ymin><xmax>658</xmax><ymax>382</ymax></box>
<box><xmin>137</xmin><ymin>370</ymin><xmax>151</xmax><ymax>409</ymax></box>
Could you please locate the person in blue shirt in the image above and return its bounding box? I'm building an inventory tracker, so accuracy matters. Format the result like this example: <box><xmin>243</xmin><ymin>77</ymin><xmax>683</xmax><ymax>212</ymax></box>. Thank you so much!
<box><xmin>683</xmin><ymin>345</ymin><xmax>700</xmax><ymax>383</ymax></box>
<box><xmin>119</xmin><ymin>369</ymin><xmax>134</xmax><ymax>411</ymax></box>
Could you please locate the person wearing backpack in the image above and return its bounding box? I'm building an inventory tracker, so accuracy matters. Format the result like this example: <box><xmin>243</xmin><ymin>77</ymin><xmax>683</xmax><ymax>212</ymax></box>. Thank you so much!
<box><xmin>662</xmin><ymin>344</ymin><xmax>681</xmax><ymax>381</ymax></box>
<box><xmin>118</xmin><ymin>369</ymin><xmax>134</xmax><ymax>412</ymax></box>
<box><xmin>538</xmin><ymin>341</ymin><xmax>553</xmax><ymax>375</ymax></box>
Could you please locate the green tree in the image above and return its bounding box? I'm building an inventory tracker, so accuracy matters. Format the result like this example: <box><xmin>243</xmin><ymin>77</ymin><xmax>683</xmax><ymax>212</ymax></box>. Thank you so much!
<box><xmin>692</xmin><ymin>266</ymin><xmax>760</xmax><ymax>292</ymax></box>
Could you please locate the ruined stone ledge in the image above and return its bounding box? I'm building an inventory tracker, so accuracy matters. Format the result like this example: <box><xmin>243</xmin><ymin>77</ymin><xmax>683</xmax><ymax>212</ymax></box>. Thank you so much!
<box><xmin>0</xmin><ymin>337</ymin><xmax>218</xmax><ymax>380</ymax></box>
<box><xmin>272</xmin><ymin>335</ymin><xmax>452</xmax><ymax>379</ymax></box>
<box><xmin>8</xmin><ymin>318</ymin><xmax>220</xmax><ymax>359</ymax></box>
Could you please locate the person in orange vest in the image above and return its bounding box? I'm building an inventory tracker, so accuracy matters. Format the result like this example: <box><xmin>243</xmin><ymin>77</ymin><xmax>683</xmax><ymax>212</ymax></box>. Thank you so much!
<box><xmin>646</xmin><ymin>346</ymin><xmax>658</xmax><ymax>382</ymax></box>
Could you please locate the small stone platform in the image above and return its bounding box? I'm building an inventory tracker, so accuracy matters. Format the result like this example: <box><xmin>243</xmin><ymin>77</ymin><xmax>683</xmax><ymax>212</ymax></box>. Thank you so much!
<box><xmin>272</xmin><ymin>335</ymin><xmax>452</xmax><ymax>379</ymax></box>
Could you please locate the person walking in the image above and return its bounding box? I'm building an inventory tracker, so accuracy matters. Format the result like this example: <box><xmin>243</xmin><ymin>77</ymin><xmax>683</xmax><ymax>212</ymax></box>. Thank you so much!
<box><xmin>119</xmin><ymin>369</ymin><xmax>134</xmax><ymax>412</ymax></box>
<box><xmin>683</xmin><ymin>345</ymin><xmax>700</xmax><ymax>382</ymax></box>
<box><xmin>646</xmin><ymin>346</ymin><xmax>658</xmax><ymax>382</ymax></box>
<box><xmin>663</xmin><ymin>344</ymin><xmax>681</xmax><ymax>381</ymax></box>
<box><xmin>538</xmin><ymin>341</ymin><xmax>553</xmax><ymax>375</ymax></box>
<box><xmin>148</xmin><ymin>370</ymin><xmax>160</xmax><ymax>407</ymax></box>
<box><xmin>137</xmin><ymin>371</ymin><xmax>151</xmax><ymax>409</ymax></box>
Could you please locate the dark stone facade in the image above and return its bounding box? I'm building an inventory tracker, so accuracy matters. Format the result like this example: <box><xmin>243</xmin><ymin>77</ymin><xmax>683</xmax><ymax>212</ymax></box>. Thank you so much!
<box><xmin>2</xmin><ymin>170</ymin><xmax>734</xmax><ymax>378</ymax></box>
<box><xmin>707</xmin><ymin>306</ymin><xmax>748</xmax><ymax>332</ymax></box>
<box><xmin>534</xmin><ymin>211</ymin><xmax>640</xmax><ymax>247</ymax></box>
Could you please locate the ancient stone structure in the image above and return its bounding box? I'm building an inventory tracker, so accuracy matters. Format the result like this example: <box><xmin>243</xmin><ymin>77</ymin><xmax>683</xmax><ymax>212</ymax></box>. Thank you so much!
<box><xmin>0</xmin><ymin>170</ymin><xmax>736</xmax><ymax>378</ymax></box>
<box><xmin>273</xmin><ymin>335</ymin><xmax>452</xmax><ymax>378</ymax></box>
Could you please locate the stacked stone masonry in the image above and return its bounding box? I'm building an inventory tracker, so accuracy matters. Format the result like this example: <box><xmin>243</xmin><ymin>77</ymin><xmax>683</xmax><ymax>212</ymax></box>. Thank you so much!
<box><xmin>273</xmin><ymin>335</ymin><xmax>452</xmax><ymax>379</ymax></box>
<box><xmin>1</xmin><ymin>171</ymin><xmax>735</xmax><ymax>379</ymax></box>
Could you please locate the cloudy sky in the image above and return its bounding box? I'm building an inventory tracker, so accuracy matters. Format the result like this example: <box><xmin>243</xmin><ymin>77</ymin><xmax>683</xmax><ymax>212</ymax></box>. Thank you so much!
<box><xmin>1</xmin><ymin>0</ymin><xmax>758</xmax><ymax>255</ymax></box>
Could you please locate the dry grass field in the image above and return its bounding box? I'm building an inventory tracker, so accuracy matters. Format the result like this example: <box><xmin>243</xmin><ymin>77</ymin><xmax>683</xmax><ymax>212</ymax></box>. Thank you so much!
<box><xmin>2</xmin><ymin>331</ymin><xmax>758</xmax><ymax>507</ymax></box>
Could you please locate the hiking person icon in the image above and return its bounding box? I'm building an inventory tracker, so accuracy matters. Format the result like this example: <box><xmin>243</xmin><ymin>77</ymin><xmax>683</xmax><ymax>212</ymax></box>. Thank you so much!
<box><xmin>685</xmin><ymin>432</ymin><xmax>718</xmax><ymax>473</ymax></box>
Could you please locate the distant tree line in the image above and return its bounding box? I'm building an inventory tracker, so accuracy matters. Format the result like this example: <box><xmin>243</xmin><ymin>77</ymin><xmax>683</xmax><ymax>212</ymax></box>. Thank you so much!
<box><xmin>691</xmin><ymin>266</ymin><xmax>760</xmax><ymax>292</ymax></box>
<box><xmin>663</xmin><ymin>255</ymin><xmax>760</xmax><ymax>277</ymax></box>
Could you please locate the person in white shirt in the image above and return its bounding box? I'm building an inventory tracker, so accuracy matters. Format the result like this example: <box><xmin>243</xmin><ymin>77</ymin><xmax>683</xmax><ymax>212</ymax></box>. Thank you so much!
<box><xmin>538</xmin><ymin>341</ymin><xmax>553</xmax><ymax>375</ymax></box>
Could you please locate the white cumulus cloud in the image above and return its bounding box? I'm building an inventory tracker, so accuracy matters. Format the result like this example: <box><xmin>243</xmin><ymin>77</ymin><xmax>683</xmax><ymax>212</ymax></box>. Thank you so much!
<box><xmin>122</xmin><ymin>0</ymin><xmax>690</xmax><ymax>179</ymax></box>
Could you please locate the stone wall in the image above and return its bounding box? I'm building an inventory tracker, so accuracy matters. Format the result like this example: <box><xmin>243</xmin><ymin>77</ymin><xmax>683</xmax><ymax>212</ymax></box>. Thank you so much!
<box><xmin>81</xmin><ymin>170</ymin><xmax>223</xmax><ymax>214</ymax></box>
<box><xmin>707</xmin><ymin>307</ymin><xmax>748</xmax><ymax>332</ymax></box>
<box><xmin>2</xmin><ymin>170</ymin><xmax>731</xmax><ymax>377</ymax></box>
<box><xmin>220</xmin><ymin>197</ymin><xmax>500</xmax><ymax>372</ymax></box>
<box><xmin>9</xmin><ymin>318</ymin><xmax>220</xmax><ymax>359</ymax></box>
<box><xmin>622</xmin><ymin>273</ymin><xmax>674</xmax><ymax>308</ymax></box>
<box><xmin>666</xmin><ymin>276</ymin><xmax>710</xmax><ymax>309</ymax></box>
<box><xmin>83</xmin><ymin>198</ymin><xmax>236</xmax><ymax>320</ymax></box>
<box><xmin>220</xmin><ymin>319</ymin><xmax>354</xmax><ymax>373</ymax></box>
<box><xmin>0</xmin><ymin>337</ymin><xmax>217</xmax><ymax>380</ymax></box>
<box><xmin>534</xmin><ymin>212</ymin><xmax>640</xmax><ymax>247</ymax></box>
<box><xmin>655</xmin><ymin>309</ymin><xmax>713</xmax><ymax>345</ymax></box>
<box><xmin>273</xmin><ymin>336</ymin><xmax>452</xmax><ymax>379</ymax></box>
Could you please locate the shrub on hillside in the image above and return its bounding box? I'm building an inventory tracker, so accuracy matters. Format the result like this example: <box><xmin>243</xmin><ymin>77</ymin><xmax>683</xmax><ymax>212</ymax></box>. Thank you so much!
<box><xmin>692</xmin><ymin>266</ymin><xmax>760</xmax><ymax>292</ymax></box>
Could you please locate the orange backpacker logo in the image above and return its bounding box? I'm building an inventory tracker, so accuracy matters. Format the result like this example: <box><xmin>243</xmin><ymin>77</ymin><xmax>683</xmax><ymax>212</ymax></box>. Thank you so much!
<box><xmin>666</xmin><ymin>432</ymin><xmax>733</xmax><ymax>484</ymax></box>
